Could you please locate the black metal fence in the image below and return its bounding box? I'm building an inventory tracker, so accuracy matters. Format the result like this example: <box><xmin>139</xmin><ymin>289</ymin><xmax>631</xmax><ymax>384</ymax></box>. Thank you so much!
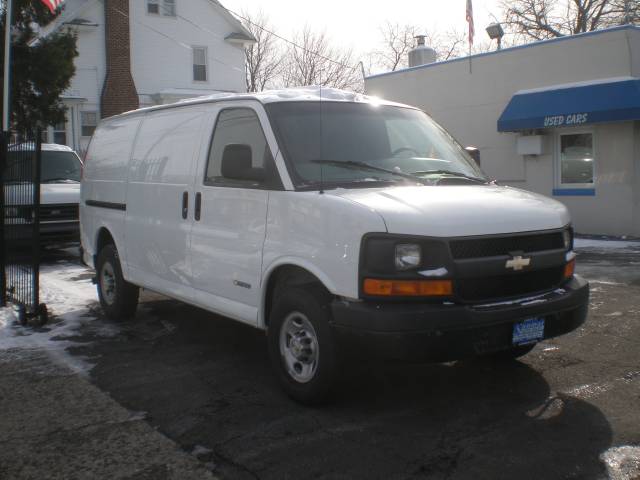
<box><xmin>0</xmin><ymin>130</ymin><xmax>48</xmax><ymax>325</ymax></box>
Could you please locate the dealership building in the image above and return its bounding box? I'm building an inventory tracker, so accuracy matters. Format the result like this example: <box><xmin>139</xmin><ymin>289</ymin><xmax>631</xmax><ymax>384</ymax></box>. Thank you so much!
<box><xmin>365</xmin><ymin>25</ymin><xmax>640</xmax><ymax>237</ymax></box>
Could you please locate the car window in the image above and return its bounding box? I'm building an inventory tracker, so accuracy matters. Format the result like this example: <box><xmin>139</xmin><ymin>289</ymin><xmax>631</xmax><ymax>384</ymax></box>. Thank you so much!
<box><xmin>266</xmin><ymin>102</ymin><xmax>485</xmax><ymax>189</ymax></box>
<box><xmin>205</xmin><ymin>108</ymin><xmax>280</xmax><ymax>189</ymax></box>
<box><xmin>5</xmin><ymin>150</ymin><xmax>81</xmax><ymax>183</ymax></box>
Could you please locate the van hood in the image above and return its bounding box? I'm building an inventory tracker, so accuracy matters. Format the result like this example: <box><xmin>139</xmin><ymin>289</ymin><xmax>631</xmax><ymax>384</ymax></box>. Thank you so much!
<box><xmin>40</xmin><ymin>183</ymin><xmax>80</xmax><ymax>205</ymax></box>
<box><xmin>330</xmin><ymin>185</ymin><xmax>570</xmax><ymax>237</ymax></box>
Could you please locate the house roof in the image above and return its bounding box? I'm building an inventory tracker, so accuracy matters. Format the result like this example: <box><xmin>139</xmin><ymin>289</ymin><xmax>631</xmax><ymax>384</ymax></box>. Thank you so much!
<box><xmin>208</xmin><ymin>0</ymin><xmax>256</xmax><ymax>44</ymax></box>
<box><xmin>33</xmin><ymin>0</ymin><xmax>256</xmax><ymax>45</ymax></box>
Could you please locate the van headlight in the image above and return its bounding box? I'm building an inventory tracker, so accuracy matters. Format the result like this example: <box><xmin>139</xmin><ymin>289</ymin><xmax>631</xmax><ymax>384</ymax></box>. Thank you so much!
<box><xmin>395</xmin><ymin>244</ymin><xmax>421</xmax><ymax>270</ymax></box>
<box><xmin>562</xmin><ymin>227</ymin><xmax>573</xmax><ymax>250</ymax></box>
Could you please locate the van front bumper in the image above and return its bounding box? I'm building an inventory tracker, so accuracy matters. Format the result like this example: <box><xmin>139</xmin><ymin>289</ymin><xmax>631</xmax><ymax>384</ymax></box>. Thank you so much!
<box><xmin>330</xmin><ymin>275</ymin><xmax>589</xmax><ymax>362</ymax></box>
<box><xmin>5</xmin><ymin>221</ymin><xmax>80</xmax><ymax>246</ymax></box>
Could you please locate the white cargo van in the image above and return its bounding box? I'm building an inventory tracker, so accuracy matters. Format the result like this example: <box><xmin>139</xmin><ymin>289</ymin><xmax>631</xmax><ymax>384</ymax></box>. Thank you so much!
<box><xmin>81</xmin><ymin>87</ymin><xmax>589</xmax><ymax>403</ymax></box>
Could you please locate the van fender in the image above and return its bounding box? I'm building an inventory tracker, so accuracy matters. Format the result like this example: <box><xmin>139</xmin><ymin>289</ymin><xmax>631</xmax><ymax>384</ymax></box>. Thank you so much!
<box><xmin>92</xmin><ymin>219</ymin><xmax>129</xmax><ymax>279</ymax></box>
<box><xmin>259</xmin><ymin>256</ymin><xmax>339</xmax><ymax>329</ymax></box>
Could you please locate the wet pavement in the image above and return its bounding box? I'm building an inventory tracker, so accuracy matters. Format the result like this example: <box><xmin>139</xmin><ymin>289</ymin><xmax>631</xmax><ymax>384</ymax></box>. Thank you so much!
<box><xmin>8</xmin><ymin>241</ymin><xmax>640</xmax><ymax>479</ymax></box>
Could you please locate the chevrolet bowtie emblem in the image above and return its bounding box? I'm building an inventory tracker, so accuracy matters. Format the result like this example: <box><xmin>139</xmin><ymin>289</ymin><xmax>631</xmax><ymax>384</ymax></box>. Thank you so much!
<box><xmin>506</xmin><ymin>255</ymin><xmax>531</xmax><ymax>271</ymax></box>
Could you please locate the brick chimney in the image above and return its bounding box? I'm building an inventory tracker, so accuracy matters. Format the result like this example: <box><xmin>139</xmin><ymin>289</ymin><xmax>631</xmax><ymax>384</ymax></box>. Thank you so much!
<box><xmin>100</xmin><ymin>0</ymin><xmax>139</xmax><ymax>118</ymax></box>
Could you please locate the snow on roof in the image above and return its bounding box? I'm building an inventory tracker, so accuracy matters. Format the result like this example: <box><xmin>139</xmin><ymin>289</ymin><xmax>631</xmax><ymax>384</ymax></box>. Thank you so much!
<box><xmin>112</xmin><ymin>87</ymin><xmax>415</xmax><ymax>120</ymax></box>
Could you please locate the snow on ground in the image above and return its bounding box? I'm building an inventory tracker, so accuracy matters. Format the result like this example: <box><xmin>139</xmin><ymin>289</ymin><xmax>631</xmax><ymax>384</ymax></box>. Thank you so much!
<box><xmin>575</xmin><ymin>238</ymin><xmax>640</xmax><ymax>250</ymax></box>
<box><xmin>0</xmin><ymin>261</ymin><xmax>118</xmax><ymax>375</ymax></box>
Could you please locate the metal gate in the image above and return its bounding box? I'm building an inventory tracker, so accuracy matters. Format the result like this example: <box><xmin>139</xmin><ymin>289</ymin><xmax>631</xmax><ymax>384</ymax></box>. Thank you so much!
<box><xmin>0</xmin><ymin>130</ymin><xmax>48</xmax><ymax>325</ymax></box>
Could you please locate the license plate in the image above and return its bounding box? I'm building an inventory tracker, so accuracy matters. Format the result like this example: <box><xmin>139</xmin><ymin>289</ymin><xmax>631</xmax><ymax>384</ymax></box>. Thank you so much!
<box><xmin>512</xmin><ymin>318</ymin><xmax>545</xmax><ymax>346</ymax></box>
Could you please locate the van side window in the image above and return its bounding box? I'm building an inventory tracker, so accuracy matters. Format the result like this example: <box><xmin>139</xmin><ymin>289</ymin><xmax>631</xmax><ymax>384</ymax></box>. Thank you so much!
<box><xmin>205</xmin><ymin>108</ymin><xmax>281</xmax><ymax>189</ymax></box>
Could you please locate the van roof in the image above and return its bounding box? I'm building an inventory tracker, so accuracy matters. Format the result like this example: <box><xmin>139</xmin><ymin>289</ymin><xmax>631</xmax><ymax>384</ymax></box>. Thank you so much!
<box><xmin>108</xmin><ymin>86</ymin><xmax>415</xmax><ymax>121</ymax></box>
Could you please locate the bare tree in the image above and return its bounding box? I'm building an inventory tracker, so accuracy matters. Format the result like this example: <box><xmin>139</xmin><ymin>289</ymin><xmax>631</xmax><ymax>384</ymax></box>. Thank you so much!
<box><xmin>501</xmin><ymin>0</ymin><xmax>639</xmax><ymax>41</ymax></box>
<box><xmin>368</xmin><ymin>24</ymin><xmax>473</xmax><ymax>74</ymax></box>
<box><xmin>376</xmin><ymin>22</ymin><xmax>419</xmax><ymax>71</ymax></box>
<box><xmin>281</xmin><ymin>26</ymin><xmax>362</xmax><ymax>92</ymax></box>
<box><xmin>242</xmin><ymin>10</ymin><xmax>283</xmax><ymax>92</ymax></box>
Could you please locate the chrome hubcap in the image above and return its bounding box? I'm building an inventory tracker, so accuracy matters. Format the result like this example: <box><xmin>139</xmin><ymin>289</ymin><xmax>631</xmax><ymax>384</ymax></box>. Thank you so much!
<box><xmin>101</xmin><ymin>262</ymin><xmax>116</xmax><ymax>305</ymax></box>
<box><xmin>279</xmin><ymin>312</ymin><xmax>319</xmax><ymax>383</ymax></box>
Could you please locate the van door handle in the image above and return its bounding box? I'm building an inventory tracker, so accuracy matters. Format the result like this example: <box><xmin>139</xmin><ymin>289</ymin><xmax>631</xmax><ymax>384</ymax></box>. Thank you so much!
<box><xmin>195</xmin><ymin>192</ymin><xmax>202</xmax><ymax>221</ymax></box>
<box><xmin>182</xmin><ymin>192</ymin><xmax>188</xmax><ymax>219</ymax></box>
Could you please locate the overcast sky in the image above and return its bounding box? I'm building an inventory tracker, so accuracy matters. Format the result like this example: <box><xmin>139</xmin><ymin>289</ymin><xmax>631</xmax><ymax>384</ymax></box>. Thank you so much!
<box><xmin>221</xmin><ymin>0</ymin><xmax>504</xmax><ymax>56</ymax></box>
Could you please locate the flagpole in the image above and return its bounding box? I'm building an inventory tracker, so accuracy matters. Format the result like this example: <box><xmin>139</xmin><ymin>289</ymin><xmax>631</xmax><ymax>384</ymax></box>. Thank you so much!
<box><xmin>3</xmin><ymin>0</ymin><xmax>13</xmax><ymax>131</ymax></box>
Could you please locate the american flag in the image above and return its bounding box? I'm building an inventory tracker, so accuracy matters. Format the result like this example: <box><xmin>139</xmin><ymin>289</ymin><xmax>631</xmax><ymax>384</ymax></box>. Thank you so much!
<box><xmin>40</xmin><ymin>0</ymin><xmax>65</xmax><ymax>14</ymax></box>
<box><xmin>466</xmin><ymin>0</ymin><xmax>475</xmax><ymax>46</ymax></box>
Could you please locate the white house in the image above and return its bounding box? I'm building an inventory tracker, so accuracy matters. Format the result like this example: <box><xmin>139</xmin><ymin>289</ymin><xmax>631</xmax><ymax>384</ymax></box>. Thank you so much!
<box><xmin>36</xmin><ymin>0</ymin><xmax>255</xmax><ymax>154</ymax></box>
<box><xmin>365</xmin><ymin>26</ymin><xmax>640</xmax><ymax>237</ymax></box>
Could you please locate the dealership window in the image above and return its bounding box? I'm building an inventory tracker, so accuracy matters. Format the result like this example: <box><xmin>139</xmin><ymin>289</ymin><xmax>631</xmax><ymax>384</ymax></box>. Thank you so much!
<box><xmin>147</xmin><ymin>0</ymin><xmax>175</xmax><ymax>16</ymax></box>
<box><xmin>192</xmin><ymin>47</ymin><xmax>208</xmax><ymax>82</ymax></box>
<box><xmin>53</xmin><ymin>118</ymin><xmax>67</xmax><ymax>145</ymax></box>
<box><xmin>81</xmin><ymin>111</ymin><xmax>97</xmax><ymax>137</ymax></box>
<box><xmin>557</xmin><ymin>132</ymin><xmax>594</xmax><ymax>187</ymax></box>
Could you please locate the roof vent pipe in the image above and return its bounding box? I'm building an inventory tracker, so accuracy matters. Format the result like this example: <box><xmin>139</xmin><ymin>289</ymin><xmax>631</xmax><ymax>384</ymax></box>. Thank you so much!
<box><xmin>408</xmin><ymin>35</ymin><xmax>437</xmax><ymax>68</ymax></box>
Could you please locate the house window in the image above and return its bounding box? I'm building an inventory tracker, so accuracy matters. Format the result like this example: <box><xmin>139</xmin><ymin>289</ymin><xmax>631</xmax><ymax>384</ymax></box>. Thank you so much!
<box><xmin>557</xmin><ymin>132</ymin><xmax>595</xmax><ymax>187</ymax></box>
<box><xmin>53</xmin><ymin>119</ymin><xmax>67</xmax><ymax>145</ymax></box>
<box><xmin>81</xmin><ymin>111</ymin><xmax>97</xmax><ymax>137</ymax></box>
<box><xmin>193</xmin><ymin>47</ymin><xmax>208</xmax><ymax>82</ymax></box>
<box><xmin>147</xmin><ymin>0</ymin><xmax>176</xmax><ymax>16</ymax></box>
<box><xmin>163</xmin><ymin>0</ymin><xmax>176</xmax><ymax>16</ymax></box>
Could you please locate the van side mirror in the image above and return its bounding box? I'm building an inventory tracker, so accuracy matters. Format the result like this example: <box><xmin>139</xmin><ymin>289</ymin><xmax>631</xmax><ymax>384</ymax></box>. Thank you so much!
<box><xmin>221</xmin><ymin>144</ymin><xmax>265</xmax><ymax>182</ymax></box>
<box><xmin>465</xmin><ymin>146</ymin><xmax>480</xmax><ymax>166</ymax></box>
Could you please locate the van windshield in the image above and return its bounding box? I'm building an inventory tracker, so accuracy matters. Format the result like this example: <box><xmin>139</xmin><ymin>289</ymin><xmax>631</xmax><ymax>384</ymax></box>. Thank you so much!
<box><xmin>5</xmin><ymin>150</ymin><xmax>81</xmax><ymax>183</ymax></box>
<box><xmin>266</xmin><ymin>101</ymin><xmax>487</xmax><ymax>189</ymax></box>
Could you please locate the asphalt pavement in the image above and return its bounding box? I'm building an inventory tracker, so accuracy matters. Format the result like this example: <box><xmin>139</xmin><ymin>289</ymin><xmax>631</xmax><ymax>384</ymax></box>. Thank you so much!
<box><xmin>1</xmin><ymin>240</ymin><xmax>639</xmax><ymax>479</ymax></box>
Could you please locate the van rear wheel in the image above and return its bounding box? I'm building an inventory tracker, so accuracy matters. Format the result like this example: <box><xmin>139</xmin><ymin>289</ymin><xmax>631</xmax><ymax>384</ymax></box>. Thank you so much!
<box><xmin>96</xmin><ymin>244</ymin><xmax>139</xmax><ymax>320</ymax></box>
<box><xmin>267</xmin><ymin>287</ymin><xmax>338</xmax><ymax>404</ymax></box>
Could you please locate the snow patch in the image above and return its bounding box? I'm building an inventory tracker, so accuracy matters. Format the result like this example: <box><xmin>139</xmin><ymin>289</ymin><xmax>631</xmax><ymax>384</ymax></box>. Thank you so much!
<box><xmin>574</xmin><ymin>238</ymin><xmax>640</xmax><ymax>250</ymax></box>
<box><xmin>0</xmin><ymin>261</ymin><xmax>118</xmax><ymax>375</ymax></box>
<box><xmin>601</xmin><ymin>446</ymin><xmax>640</xmax><ymax>480</ymax></box>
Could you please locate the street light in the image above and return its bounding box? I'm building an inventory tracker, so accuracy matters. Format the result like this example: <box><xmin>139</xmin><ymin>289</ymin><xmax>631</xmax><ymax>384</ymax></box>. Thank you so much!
<box><xmin>486</xmin><ymin>22</ymin><xmax>505</xmax><ymax>50</ymax></box>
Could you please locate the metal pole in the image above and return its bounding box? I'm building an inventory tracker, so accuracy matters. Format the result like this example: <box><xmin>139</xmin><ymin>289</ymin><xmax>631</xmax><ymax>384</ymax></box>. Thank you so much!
<box><xmin>32</xmin><ymin>128</ymin><xmax>41</xmax><ymax>313</ymax></box>
<box><xmin>0</xmin><ymin>131</ymin><xmax>6</xmax><ymax>306</ymax></box>
<box><xmin>3</xmin><ymin>0</ymin><xmax>13</xmax><ymax>131</ymax></box>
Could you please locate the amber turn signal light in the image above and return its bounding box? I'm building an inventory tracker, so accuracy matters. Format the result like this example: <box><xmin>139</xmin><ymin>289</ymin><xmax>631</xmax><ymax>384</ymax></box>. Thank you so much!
<box><xmin>564</xmin><ymin>259</ymin><xmax>576</xmax><ymax>279</ymax></box>
<box><xmin>363</xmin><ymin>278</ymin><xmax>453</xmax><ymax>297</ymax></box>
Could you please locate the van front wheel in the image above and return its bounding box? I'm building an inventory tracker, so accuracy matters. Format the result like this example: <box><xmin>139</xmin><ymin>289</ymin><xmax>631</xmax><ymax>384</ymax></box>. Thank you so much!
<box><xmin>96</xmin><ymin>244</ymin><xmax>139</xmax><ymax>320</ymax></box>
<box><xmin>268</xmin><ymin>287</ymin><xmax>338</xmax><ymax>404</ymax></box>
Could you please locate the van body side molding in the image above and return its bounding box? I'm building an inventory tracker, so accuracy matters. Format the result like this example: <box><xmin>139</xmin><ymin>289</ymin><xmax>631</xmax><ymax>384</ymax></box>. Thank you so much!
<box><xmin>85</xmin><ymin>200</ymin><xmax>127</xmax><ymax>211</ymax></box>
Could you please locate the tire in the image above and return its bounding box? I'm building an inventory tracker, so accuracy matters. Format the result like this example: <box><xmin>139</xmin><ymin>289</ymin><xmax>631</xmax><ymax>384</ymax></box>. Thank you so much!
<box><xmin>96</xmin><ymin>243</ymin><xmax>139</xmax><ymax>320</ymax></box>
<box><xmin>485</xmin><ymin>343</ymin><xmax>536</xmax><ymax>361</ymax></box>
<box><xmin>267</xmin><ymin>286</ymin><xmax>338</xmax><ymax>405</ymax></box>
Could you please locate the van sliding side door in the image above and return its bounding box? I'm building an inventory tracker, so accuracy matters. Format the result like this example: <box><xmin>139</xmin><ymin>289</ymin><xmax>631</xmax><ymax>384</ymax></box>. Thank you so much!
<box><xmin>189</xmin><ymin>103</ymin><xmax>277</xmax><ymax>327</ymax></box>
<box><xmin>124</xmin><ymin>107</ymin><xmax>207</xmax><ymax>300</ymax></box>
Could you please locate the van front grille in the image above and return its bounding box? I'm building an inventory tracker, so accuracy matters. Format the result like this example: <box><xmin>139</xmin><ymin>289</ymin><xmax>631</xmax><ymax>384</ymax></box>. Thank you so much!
<box><xmin>40</xmin><ymin>204</ymin><xmax>79</xmax><ymax>222</ymax></box>
<box><xmin>456</xmin><ymin>266</ymin><xmax>565</xmax><ymax>302</ymax></box>
<box><xmin>450</xmin><ymin>232</ymin><xmax>564</xmax><ymax>260</ymax></box>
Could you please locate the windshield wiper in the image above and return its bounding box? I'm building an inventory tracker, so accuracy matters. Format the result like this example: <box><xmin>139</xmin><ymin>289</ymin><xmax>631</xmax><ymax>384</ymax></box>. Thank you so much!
<box><xmin>410</xmin><ymin>169</ymin><xmax>488</xmax><ymax>183</ymax></box>
<box><xmin>311</xmin><ymin>159</ymin><xmax>425</xmax><ymax>184</ymax></box>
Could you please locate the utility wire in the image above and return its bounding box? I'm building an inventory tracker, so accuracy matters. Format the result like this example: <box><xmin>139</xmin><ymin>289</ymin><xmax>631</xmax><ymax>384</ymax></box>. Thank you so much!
<box><xmin>108</xmin><ymin>4</ymin><xmax>244</xmax><ymax>73</ymax></box>
<box><xmin>207</xmin><ymin>1</ymin><xmax>360</xmax><ymax>71</ymax></box>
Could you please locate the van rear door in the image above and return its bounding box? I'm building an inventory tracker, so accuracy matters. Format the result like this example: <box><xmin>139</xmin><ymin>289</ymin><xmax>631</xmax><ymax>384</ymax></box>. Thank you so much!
<box><xmin>125</xmin><ymin>107</ymin><xmax>207</xmax><ymax>299</ymax></box>
<box><xmin>189</xmin><ymin>103</ymin><xmax>281</xmax><ymax>326</ymax></box>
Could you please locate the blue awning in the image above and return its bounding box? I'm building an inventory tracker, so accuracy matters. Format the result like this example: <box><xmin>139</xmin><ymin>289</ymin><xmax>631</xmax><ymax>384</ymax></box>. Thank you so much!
<box><xmin>497</xmin><ymin>78</ymin><xmax>640</xmax><ymax>132</ymax></box>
